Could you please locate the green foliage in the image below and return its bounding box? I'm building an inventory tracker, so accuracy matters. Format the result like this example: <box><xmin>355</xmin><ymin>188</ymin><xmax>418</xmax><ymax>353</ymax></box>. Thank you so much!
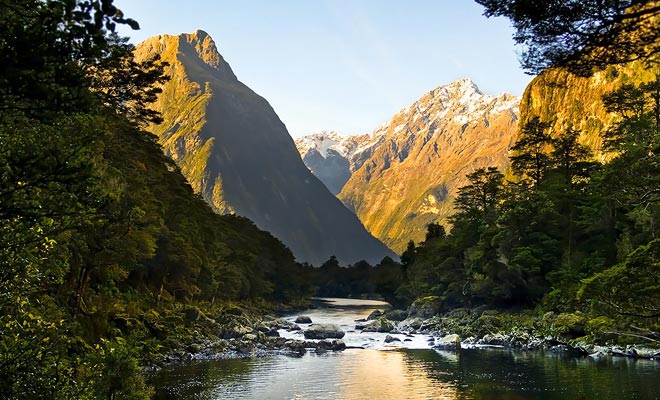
<box><xmin>400</xmin><ymin>73</ymin><xmax>660</xmax><ymax>343</ymax></box>
<box><xmin>579</xmin><ymin>239</ymin><xmax>660</xmax><ymax>319</ymax></box>
<box><xmin>0</xmin><ymin>0</ymin><xmax>316</xmax><ymax>396</ymax></box>
<box><xmin>511</xmin><ymin>117</ymin><xmax>553</xmax><ymax>188</ymax></box>
<box><xmin>476</xmin><ymin>0</ymin><xmax>660</xmax><ymax>76</ymax></box>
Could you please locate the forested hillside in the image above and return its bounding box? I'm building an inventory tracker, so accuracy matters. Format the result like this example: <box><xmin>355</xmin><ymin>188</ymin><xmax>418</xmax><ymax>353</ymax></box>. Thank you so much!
<box><xmin>0</xmin><ymin>2</ymin><xmax>312</xmax><ymax>398</ymax></box>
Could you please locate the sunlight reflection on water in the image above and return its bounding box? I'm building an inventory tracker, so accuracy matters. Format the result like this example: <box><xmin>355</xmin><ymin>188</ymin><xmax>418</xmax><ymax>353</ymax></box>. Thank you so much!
<box><xmin>152</xmin><ymin>299</ymin><xmax>660</xmax><ymax>400</ymax></box>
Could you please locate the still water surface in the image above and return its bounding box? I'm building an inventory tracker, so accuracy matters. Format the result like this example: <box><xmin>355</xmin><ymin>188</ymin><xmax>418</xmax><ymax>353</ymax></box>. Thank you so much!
<box><xmin>152</xmin><ymin>299</ymin><xmax>660</xmax><ymax>399</ymax></box>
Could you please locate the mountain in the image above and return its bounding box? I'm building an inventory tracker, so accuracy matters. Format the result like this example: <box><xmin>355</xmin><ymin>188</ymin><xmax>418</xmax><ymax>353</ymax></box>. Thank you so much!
<box><xmin>294</xmin><ymin>131</ymin><xmax>379</xmax><ymax>194</ymax></box>
<box><xmin>134</xmin><ymin>30</ymin><xmax>395</xmax><ymax>265</ymax></box>
<box><xmin>299</xmin><ymin>79</ymin><xmax>519</xmax><ymax>253</ymax></box>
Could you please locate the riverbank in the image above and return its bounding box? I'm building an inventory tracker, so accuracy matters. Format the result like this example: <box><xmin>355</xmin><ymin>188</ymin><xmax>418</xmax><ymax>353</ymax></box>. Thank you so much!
<box><xmin>155</xmin><ymin>297</ymin><xmax>659</xmax><ymax>367</ymax></box>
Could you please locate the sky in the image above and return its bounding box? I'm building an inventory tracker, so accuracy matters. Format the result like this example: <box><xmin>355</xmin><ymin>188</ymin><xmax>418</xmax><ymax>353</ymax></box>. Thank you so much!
<box><xmin>114</xmin><ymin>1</ymin><xmax>532</xmax><ymax>138</ymax></box>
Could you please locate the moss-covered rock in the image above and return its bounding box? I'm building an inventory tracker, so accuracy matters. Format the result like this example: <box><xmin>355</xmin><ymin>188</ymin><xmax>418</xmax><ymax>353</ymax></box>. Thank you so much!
<box><xmin>360</xmin><ymin>318</ymin><xmax>395</xmax><ymax>333</ymax></box>
<box><xmin>554</xmin><ymin>312</ymin><xmax>587</xmax><ymax>338</ymax></box>
<box><xmin>408</xmin><ymin>296</ymin><xmax>442</xmax><ymax>319</ymax></box>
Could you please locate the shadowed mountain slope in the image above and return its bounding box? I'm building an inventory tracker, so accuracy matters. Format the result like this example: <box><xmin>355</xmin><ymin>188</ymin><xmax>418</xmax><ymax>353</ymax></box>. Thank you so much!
<box><xmin>135</xmin><ymin>30</ymin><xmax>395</xmax><ymax>265</ymax></box>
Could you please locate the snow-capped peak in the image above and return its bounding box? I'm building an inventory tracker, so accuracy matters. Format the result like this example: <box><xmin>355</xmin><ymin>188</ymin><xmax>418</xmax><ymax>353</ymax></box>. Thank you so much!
<box><xmin>385</xmin><ymin>78</ymin><xmax>519</xmax><ymax>132</ymax></box>
<box><xmin>295</xmin><ymin>131</ymin><xmax>345</xmax><ymax>158</ymax></box>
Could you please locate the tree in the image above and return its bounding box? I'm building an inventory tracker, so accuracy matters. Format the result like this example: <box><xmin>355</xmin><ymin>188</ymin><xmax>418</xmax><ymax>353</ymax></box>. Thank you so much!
<box><xmin>425</xmin><ymin>222</ymin><xmax>446</xmax><ymax>242</ymax></box>
<box><xmin>0</xmin><ymin>1</ymin><xmax>166</xmax><ymax>397</ymax></box>
<box><xmin>452</xmin><ymin>167</ymin><xmax>504</xmax><ymax>225</ymax></box>
<box><xmin>579</xmin><ymin>238</ymin><xmax>660</xmax><ymax>321</ymax></box>
<box><xmin>510</xmin><ymin>117</ymin><xmax>553</xmax><ymax>188</ymax></box>
<box><xmin>550</xmin><ymin>127</ymin><xmax>593</xmax><ymax>187</ymax></box>
<box><xmin>601</xmin><ymin>77</ymin><xmax>660</xmax><ymax>211</ymax></box>
<box><xmin>476</xmin><ymin>0</ymin><xmax>660</xmax><ymax>75</ymax></box>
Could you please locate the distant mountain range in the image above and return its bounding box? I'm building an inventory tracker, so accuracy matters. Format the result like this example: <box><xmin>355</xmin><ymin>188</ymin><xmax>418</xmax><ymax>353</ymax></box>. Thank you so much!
<box><xmin>297</xmin><ymin>78</ymin><xmax>520</xmax><ymax>252</ymax></box>
<box><xmin>133</xmin><ymin>29</ymin><xmax>647</xmax><ymax>263</ymax></box>
<box><xmin>134</xmin><ymin>30</ymin><xmax>395</xmax><ymax>266</ymax></box>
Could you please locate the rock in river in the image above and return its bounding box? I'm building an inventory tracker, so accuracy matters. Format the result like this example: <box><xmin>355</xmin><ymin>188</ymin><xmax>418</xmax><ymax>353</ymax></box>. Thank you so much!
<box><xmin>359</xmin><ymin>318</ymin><xmax>395</xmax><ymax>333</ymax></box>
<box><xmin>384</xmin><ymin>335</ymin><xmax>401</xmax><ymax>343</ymax></box>
<box><xmin>434</xmin><ymin>334</ymin><xmax>461</xmax><ymax>350</ymax></box>
<box><xmin>295</xmin><ymin>316</ymin><xmax>313</xmax><ymax>324</ymax></box>
<box><xmin>303</xmin><ymin>324</ymin><xmax>346</xmax><ymax>339</ymax></box>
<box><xmin>316</xmin><ymin>339</ymin><xmax>346</xmax><ymax>351</ymax></box>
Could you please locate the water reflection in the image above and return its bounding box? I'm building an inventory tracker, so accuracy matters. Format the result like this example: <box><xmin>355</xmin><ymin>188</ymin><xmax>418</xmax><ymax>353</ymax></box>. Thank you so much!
<box><xmin>152</xmin><ymin>298</ymin><xmax>660</xmax><ymax>399</ymax></box>
<box><xmin>152</xmin><ymin>348</ymin><xmax>660</xmax><ymax>400</ymax></box>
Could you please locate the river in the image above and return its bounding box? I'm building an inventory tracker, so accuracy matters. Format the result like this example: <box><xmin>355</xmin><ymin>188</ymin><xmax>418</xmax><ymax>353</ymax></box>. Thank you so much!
<box><xmin>151</xmin><ymin>298</ymin><xmax>660</xmax><ymax>399</ymax></box>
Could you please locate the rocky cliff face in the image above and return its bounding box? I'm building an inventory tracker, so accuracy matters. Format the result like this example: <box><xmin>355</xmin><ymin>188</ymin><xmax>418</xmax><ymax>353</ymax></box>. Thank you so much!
<box><xmin>134</xmin><ymin>30</ymin><xmax>395</xmax><ymax>265</ymax></box>
<box><xmin>519</xmin><ymin>62</ymin><xmax>658</xmax><ymax>160</ymax></box>
<box><xmin>332</xmin><ymin>79</ymin><xmax>520</xmax><ymax>252</ymax></box>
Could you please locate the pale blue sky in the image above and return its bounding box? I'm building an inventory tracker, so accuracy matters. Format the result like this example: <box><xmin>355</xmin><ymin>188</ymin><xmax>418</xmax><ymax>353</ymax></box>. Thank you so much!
<box><xmin>115</xmin><ymin>1</ymin><xmax>531</xmax><ymax>138</ymax></box>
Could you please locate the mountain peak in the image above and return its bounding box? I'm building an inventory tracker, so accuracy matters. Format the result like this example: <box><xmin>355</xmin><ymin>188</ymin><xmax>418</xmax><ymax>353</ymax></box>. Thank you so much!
<box><xmin>135</xmin><ymin>30</ymin><xmax>237</xmax><ymax>82</ymax></box>
<box><xmin>446</xmin><ymin>77</ymin><xmax>481</xmax><ymax>93</ymax></box>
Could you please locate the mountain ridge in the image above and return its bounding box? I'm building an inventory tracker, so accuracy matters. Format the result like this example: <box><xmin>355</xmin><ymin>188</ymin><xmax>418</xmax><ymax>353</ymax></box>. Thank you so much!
<box><xmin>297</xmin><ymin>78</ymin><xmax>520</xmax><ymax>252</ymax></box>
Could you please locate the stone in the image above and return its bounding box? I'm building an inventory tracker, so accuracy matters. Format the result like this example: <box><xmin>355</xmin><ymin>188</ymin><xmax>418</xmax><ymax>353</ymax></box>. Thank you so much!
<box><xmin>399</xmin><ymin>317</ymin><xmax>424</xmax><ymax>331</ymax></box>
<box><xmin>367</xmin><ymin>310</ymin><xmax>383</xmax><ymax>320</ymax></box>
<box><xmin>384</xmin><ymin>309</ymin><xmax>408</xmax><ymax>321</ymax></box>
<box><xmin>408</xmin><ymin>296</ymin><xmax>441</xmax><ymax>319</ymax></box>
<box><xmin>434</xmin><ymin>334</ymin><xmax>461</xmax><ymax>350</ymax></box>
<box><xmin>360</xmin><ymin>318</ymin><xmax>395</xmax><ymax>333</ymax></box>
<box><xmin>384</xmin><ymin>335</ymin><xmax>401</xmax><ymax>343</ymax></box>
<box><xmin>295</xmin><ymin>316</ymin><xmax>313</xmax><ymax>324</ymax></box>
<box><xmin>316</xmin><ymin>339</ymin><xmax>346</xmax><ymax>351</ymax></box>
<box><xmin>303</xmin><ymin>324</ymin><xmax>346</xmax><ymax>339</ymax></box>
<box><xmin>221</xmin><ymin>321</ymin><xmax>252</xmax><ymax>339</ymax></box>
<box><xmin>481</xmin><ymin>333</ymin><xmax>508</xmax><ymax>346</ymax></box>
<box><xmin>264</xmin><ymin>328</ymin><xmax>280</xmax><ymax>337</ymax></box>
<box><xmin>555</xmin><ymin>312</ymin><xmax>587</xmax><ymax>338</ymax></box>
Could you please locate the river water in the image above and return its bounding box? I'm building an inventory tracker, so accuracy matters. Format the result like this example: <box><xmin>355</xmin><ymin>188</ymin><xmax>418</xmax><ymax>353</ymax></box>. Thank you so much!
<box><xmin>151</xmin><ymin>298</ymin><xmax>660</xmax><ymax>399</ymax></box>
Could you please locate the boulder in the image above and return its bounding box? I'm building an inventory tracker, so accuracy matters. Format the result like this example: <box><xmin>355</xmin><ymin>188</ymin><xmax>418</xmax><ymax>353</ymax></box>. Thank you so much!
<box><xmin>408</xmin><ymin>296</ymin><xmax>441</xmax><ymax>319</ymax></box>
<box><xmin>266</xmin><ymin>318</ymin><xmax>298</xmax><ymax>331</ymax></box>
<box><xmin>480</xmin><ymin>333</ymin><xmax>509</xmax><ymax>346</ymax></box>
<box><xmin>624</xmin><ymin>345</ymin><xmax>660</xmax><ymax>359</ymax></box>
<box><xmin>384</xmin><ymin>309</ymin><xmax>408</xmax><ymax>321</ymax></box>
<box><xmin>284</xmin><ymin>339</ymin><xmax>307</xmax><ymax>354</ymax></box>
<box><xmin>446</xmin><ymin>308</ymin><xmax>470</xmax><ymax>318</ymax></box>
<box><xmin>555</xmin><ymin>312</ymin><xmax>587</xmax><ymax>338</ymax></box>
<box><xmin>434</xmin><ymin>334</ymin><xmax>461</xmax><ymax>350</ymax></box>
<box><xmin>220</xmin><ymin>320</ymin><xmax>253</xmax><ymax>339</ymax></box>
<box><xmin>399</xmin><ymin>317</ymin><xmax>424</xmax><ymax>331</ymax></box>
<box><xmin>303</xmin><ymin>324</ymin><xmax>345</xmax><ymax>339</ymax></box>
<box><xmin>256</xmin><ymin>325</ymin><xmax>280</xmax><ymax>337</ymax></box>
<box><xmin>316</xmin><ymin>339</ymin><xmax>346</xmax><ymax>351</ymax></box>
<box><xmin>360</xmin><ymin>318</ymin><xmax>395</xmax><ymax>333</ymax></box>
<box><xmin>367</xmin><ymin>310</ymin><xmax>383</xmax><ymax>320</ymax></box>
<box><xmin>295</xmin><ymin>316</ymin><xmax>313</xmax><ymax>324</ymax></box>
<box><xmin>384</xmin><ymin>335</ymin><xmax>401</xmax><ymax>343</ymax></box>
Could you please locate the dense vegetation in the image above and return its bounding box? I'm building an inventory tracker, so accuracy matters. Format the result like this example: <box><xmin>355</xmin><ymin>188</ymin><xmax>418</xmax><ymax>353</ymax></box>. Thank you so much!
<box><xmin>0</xmin><ymin>1</ymin><xmax>313</xmax><ymax>398</ymax></box>
<box><xmin>323</xmin><ymin>72</ymin><xmax>660</xmax><ymax>346</ymax></box>
<box><xmin>395</xmin><ymin>1</ymin><xmax>660</xmax><ymax>343</ymax></box>
<box><xmin>476</xmin><ymin>0</ymin><xmax>660</xmax><ymax>75</ymax></box>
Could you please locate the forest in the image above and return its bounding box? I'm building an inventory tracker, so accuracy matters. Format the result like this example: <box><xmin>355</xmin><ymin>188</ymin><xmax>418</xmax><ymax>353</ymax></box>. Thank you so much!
<box><xmin>0</xmin><ymin>1</ymin><xmax>313</xmax><ymax>398</ymax></box>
